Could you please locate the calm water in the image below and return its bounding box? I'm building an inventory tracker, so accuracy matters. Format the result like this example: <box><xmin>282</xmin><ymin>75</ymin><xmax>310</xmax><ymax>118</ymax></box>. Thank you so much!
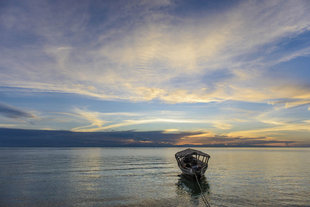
<box><xmin>0</xmin><ymin>148</ymin><xmax>309</xmax><ymax>207</ymax></box>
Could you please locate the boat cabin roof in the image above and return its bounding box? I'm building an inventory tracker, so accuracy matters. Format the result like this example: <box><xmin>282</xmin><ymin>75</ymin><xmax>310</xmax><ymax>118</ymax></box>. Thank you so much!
<box><xmin>175</xmin><ymin>148</ymin><xmax>210</xmax><ymax>159</ymax></box>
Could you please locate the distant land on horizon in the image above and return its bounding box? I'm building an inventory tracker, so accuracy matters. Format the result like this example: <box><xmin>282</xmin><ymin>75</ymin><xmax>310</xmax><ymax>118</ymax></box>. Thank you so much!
<box><xmin>0</xmin><ymin>128</ymin><xmax>307</xmax><ymax>148</ymax></box>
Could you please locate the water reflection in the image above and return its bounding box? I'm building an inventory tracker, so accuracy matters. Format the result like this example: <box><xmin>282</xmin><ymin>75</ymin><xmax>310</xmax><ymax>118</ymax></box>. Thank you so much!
<box><xmin>176</xmin><ymin>174</ymin><xmax>210</xmax><ymax>206</ymax></box>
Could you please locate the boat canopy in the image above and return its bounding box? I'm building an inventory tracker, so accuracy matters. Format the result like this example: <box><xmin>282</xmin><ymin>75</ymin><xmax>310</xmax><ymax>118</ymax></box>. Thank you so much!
<box><xmin>175</xmin><ymin>148</ymin><xmax>210</xmax><ymax>159</ymax></box>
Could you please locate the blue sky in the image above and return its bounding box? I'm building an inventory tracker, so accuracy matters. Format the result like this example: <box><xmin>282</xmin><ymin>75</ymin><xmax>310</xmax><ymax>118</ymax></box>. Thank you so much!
<box><xmin>0</xmin><ymin>0</ymin><xmax>310</xmax><ymax>146</ymax></box>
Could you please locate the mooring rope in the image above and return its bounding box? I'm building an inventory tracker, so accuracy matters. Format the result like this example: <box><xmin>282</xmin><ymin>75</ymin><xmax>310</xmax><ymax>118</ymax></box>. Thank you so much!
<box><xmin>194</xmin><ymin>173</ymin><xmax>211</xmax><ymax>207</ymax></box>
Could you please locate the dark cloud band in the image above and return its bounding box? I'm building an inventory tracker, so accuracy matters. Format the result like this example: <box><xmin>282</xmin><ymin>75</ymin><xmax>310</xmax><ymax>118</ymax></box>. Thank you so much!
<box><xmin>0</xmin><ymin>103</ymin><xmax>34</xmax><ymax>119</ymax></box>
<box><xmin>0</xmin><ymin>128</ymin><xmax>297</xmax><ymax>147</ymax></box>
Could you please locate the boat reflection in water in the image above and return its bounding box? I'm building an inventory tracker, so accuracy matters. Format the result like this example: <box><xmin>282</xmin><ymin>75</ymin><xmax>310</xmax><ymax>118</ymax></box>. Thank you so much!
<box><xmin>176</xmin><ymin>174</ymin><xmax>210</xmax><ymax>206</ymax></box>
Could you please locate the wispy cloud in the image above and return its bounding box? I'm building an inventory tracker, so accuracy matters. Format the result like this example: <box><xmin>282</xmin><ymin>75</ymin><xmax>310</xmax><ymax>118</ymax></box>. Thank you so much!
<box><xmin>68</xmin><ymin>107</ymin><xmax>240</xmax><ymax>132</ymax></box>
<box><xmin>72</xmin><ymin>108</ymin><xmax>108</xmax><ymax>131</ymax></box>
<box><xmin>176</xmin><ymin>131</ymin><xmax>295</xmax><ymax>147</ymax></box>
<box><xmin>227</xmin><ymin>122</ymin><xmax>310</xmax><ymax>138</ymax></box>
<box><xmin>1</xmin><ymin>0</ymin><xmax>310</xmax><ymax>106</ymax></box>
<box><xmin>213</xmin><ymin>121</ymin><xmax>232</xmax><ymax>130</ymax></box>
<box><xmin>0</xmin><ymin>123</ymin><xmax>18</xmax><ymax>128</ymax></box>
<box><xmin>72</xmin><ymin>117</ymin><xmax>212</xmax><ymax>132</ymax></box>
<box><xmin>0</xmin><ymin>0</ymin><xmax>310</xmax><ymax>145</ymax></box>
<box><xmin>0</xmin><ymin>103</ymin><xmax>35</xmax><ymax>119</ymax></box>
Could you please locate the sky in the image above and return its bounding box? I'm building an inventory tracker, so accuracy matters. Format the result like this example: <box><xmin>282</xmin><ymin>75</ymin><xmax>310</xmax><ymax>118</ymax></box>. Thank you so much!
<box><xmin>0</xmin><ymin>0</ymin><xmax>310</xmax><ymax>147</ymax></box>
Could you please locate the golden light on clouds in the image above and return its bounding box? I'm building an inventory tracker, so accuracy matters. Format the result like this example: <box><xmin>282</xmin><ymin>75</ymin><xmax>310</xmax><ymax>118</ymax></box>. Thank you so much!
<box><xmin>1</xmin><ymin>0</ymin><xmax>310</xmax><ymax>146</ymax></box>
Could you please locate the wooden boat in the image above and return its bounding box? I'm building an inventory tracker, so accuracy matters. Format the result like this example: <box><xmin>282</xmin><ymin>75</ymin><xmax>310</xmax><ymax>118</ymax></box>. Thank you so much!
<box><xmin>175</xmin><ymin>148</ymin><xmax>210</xmax><ymax>179</ymax></box>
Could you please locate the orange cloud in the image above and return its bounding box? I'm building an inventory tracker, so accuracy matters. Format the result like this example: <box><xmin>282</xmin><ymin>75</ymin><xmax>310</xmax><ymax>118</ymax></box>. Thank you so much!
<box><xmin>175</xmin><ymin>131</ymin><xmax>295</xmax><ymax>147</ymax></box>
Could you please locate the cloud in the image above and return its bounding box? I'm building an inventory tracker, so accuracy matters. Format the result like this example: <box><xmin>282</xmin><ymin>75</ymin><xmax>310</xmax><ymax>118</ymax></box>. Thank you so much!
<box><xmin>163</xmin><ymin>128</ymin><xmax>179</xmax><ymax>133</ymax></box>
<box><xmin>1</xmin><ymin>0</ymin><xmax>309</xmax><ymax>144</ymax></box>
<box><xmin>68</xmin><ymin>108</ymin><xmax>147</xmax><ymax>132</ymax></box>
<box><xmin>176</xmin><ymin>132</ymin><xmax>295</xmax><ymax>147</ymax></box>
<box><xmin>0</xmin><ymin>103</ymin><xmax>35</xmax><ymax>119</ymax></box>
<box><xmin>0</xmin><ymin>128</ymin><xmax>299</xmax><ymax>147</ymax></box>
<box><xmin>0</xmin><ymin>124</ymin><xmax>17</xmax><ymax>128</ymax></box>
<box><xmin>72</xmin><ymin>108</ymin><xmax>108</xmax><ymax>131</ymax></box>
<box><xmin>227</xmin><ymin>122</ymin><xmax>310</xmax><ymax>138</ymax></box>
<box><xmin>0</xmin><ymin>128</ymin><xmax>197</xmax><ymax>147</ymax></box>
<box><xmin>72</xmin><ymin>117</ymin><xmax>212</xmax><ymax>132</ymax></box>
<box><xmin>67</xmin><ymin>107</ymin><xmax>216</xmax><ymax>132</ymax></box>
<box><xmin>213</xmin><ymin>122</ymin><xmax>232</xmax><ymax>130</ymax></box>
<box><xmin>1</xmin><ymin>0</ymin><xmax>310</xmax><ymax>107</ymax></box>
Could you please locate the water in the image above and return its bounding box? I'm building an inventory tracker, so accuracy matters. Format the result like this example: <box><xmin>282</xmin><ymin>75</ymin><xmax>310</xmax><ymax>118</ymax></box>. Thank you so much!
<box><xmin>0</xmin><ymin>148</ymin><xmax>309</xmax><ymax>207</ymax></box>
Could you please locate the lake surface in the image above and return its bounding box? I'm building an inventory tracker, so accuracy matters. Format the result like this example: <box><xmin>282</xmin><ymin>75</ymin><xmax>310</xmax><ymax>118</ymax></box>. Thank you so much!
<box><xmin>0</xmin><ymin>148</ymin><xmax>309</xmax><ymax>207</ymax></box>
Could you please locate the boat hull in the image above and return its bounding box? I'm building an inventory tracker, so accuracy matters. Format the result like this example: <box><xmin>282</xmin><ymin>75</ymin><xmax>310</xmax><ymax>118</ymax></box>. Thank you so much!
<box><xmin>179</xmin><ymin>166</ymin><xmax>207</xmax><ymax>179</ymax></box>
